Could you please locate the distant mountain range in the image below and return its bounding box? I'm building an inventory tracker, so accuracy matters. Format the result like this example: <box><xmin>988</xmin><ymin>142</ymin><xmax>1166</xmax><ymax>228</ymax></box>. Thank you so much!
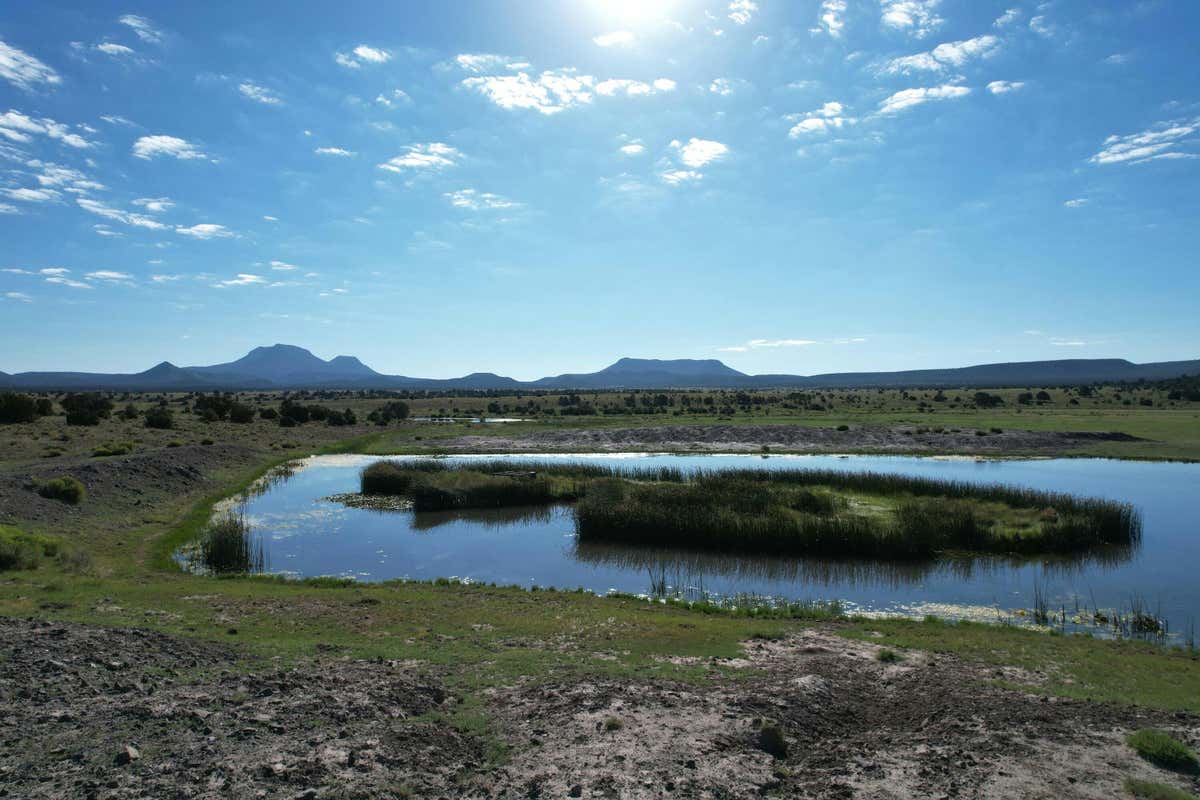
<box><xmin>1</xmin><ymin>344</ymin><xmax>1197</xmax><ymax>391</ymax></box>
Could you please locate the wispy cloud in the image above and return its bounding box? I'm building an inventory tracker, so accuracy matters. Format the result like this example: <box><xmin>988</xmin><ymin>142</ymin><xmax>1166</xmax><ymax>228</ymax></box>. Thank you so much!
<box><xmin>3</xmin><ymin>187</ymin><xmax>61</xmax><ymax>203</ymax></box>
<box><xmin>1064</xmin><ymin>198</ymin><xmax>1088</xmax><ymax>208</ymax></box>
<box><xmin>878</xmin><ymin>84</ymin><xmax>970</xmax><ymax>114</ymax></box>
<box><xmin>1089</xmin><ymin>118</ymin><xmax>1200</xmax><ymax>165</ymax></box>
<box><xmin>85</xmin><ymin>270</ymin><xmax>133</xmax><ymax>283</ymax></box>
<box><xmin>77</xmin><ymin>197</ymin><xmax>168</xmax><ymax>230</ymax></box>
<box><xmin>813</xmin><ymin>0</ymin><xmax>847</xmax><ymax>38</ymax></box>
<box><xmin>880</xmin><ymin>0</ymin><xmax>942</xmax><ymax>38</ymax></box>
<box><xmin>719</xmin><ymin>336</ymin><xmax>865</xmax><ymax>352</ymax></box>
<box><xmin>444</xmin><ymin>188</ymin><xmax>519</xmax><ymax>210</ymax></box>
<box><xmin>315</xmin><ymin>146</ymin><xmax>355</xmax><ymax>156</ymax></box>
<box><xmin>335</xmin><ymin>44</ymin><xmax>391</xmax><ymax>68</ymax></box>
<box><xmin>881</xmin><ymin>35</ymin><xmax>999</xmax><ymax>74</ymax></box>
<box><xmin>378</xmin><ymin>142</ymin><xmax>462</xmax><ymax>172</ymax></box>
<box><xmin>118</xmin><ymin>15</ymin><xmax>164</xmax><ymax>45</ymax></box>
<box><xmin>671</xmin><ymin>138</ymin><xmax>729</xmax><ymax>168</ymax></box>
<box><xmin>215</xmin><ymin>273</ymin><xmax>266</xmax><ymax>287</ymax></box>
<box><xmin>176</xmin><ymin>223</ymin><xmax>233</xmax><ymax>239</ymax></box>
<box><xmin>0</xmin><ymin>109</ymin><xmax>92</xmax><ymax>148</ymax></box>
<box><xmin>132</xmin><ymin>197</ymin><xmax>173</xmax><ymax>213</ymax></box>
<box><xmin>0</xmin><ymin>40</ymin><xmax>62</xmax><ymax>91</ymax></box>
<box><xmin>986</xmin><ymin>80</ymin><xmax>1024</xmax><ymax>95</ymax></box>
<box><xmin>95</xmin><ymin>42</ymin><xmax>136</xmax><ymax>58</ymax></box>
<box><xmin>594</xmin><ymin>31</ymin><xmax>635</xmax><ymax>47</ymax></box>
<box><xmin>269</xmin><ymin>260</ymin><xmax>298</xmax><ymax>271</ymax></box>
<box><xmin>238</xmin><ymin>81</ymin><xmax>283</xmax><ymax>106</ymax></box>
<box><xmin>787</xmin><ymin>101</ymin><xmax>855</xmax><ymax>137</ymax></box>
<box><xmin>463</xmin><ymin>69</ymin><xmax>596</xmax><ymax>115</ymax></box>
<box><xmin>132</xmin><ymin>134</ymin><xmax>207</xmax><ymax>160</ymax></box>
<box><xmin>3</xmin><ymin>291</ymin><xmax>32</xmax><ymax>302</ymax></box>
<box><xmin>994</xmin><ymin>8</ymin><xmax>1021</xmax><ymax>27</ymax></box>
<box><xmin>728</xmin><ymin>0</ymin><xmax>758</xmax><ymax>26</ymax></box>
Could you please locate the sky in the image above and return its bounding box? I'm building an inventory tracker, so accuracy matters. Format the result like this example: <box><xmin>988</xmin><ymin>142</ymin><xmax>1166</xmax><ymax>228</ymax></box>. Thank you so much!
<box><xmin>1</xmin><ymin>0</ymin><xmax>1198</xmax><ymax>380</ymax></box>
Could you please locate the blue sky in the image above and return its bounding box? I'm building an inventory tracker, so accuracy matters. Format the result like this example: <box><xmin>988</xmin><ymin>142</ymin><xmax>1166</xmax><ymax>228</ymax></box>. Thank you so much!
<box><xmin>1</xmin><ymin>0</ymin><xmax>1197</xmax><ymax>379</ymax></box>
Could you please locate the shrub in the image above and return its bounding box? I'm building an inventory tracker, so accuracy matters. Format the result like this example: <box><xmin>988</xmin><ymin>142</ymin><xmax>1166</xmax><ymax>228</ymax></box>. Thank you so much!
<box><xmin>0</xmin><ymin>392</ymin><xmax>38</xmax><ymax>424</ymax></box>
<box><xmin>0</xmin><ymin>526</ymin><xmax>60</xmax><ymax>571</ymax></box>
<box><xmin>118</xmin><ymin>403</ymin><xmax>139</xmax><ymax>421</ymax></box>
<box><xmin>144</xmin><ymin>407</ymin><xmax>174</xmax><ymax>429</ymax></box>
<box><xmin>1124</xmin><ymin>779</ymin><xmax>1199</xmax><ymax>800</ymax></box>
<box><xmin>61</xmin><ymin>393</ymin><xmax>114</xmax><ymax>426</ymax></box>
<box><xmin>876</xmin><ymin>648</ymin><xmax>902</xmax><ymax>663</ymax></box>
<box><xmin>35</xmin><ymin>398</ymin><xmax>53</xmax><ymax>416</ymax></box>
<box><xmin>34</xmin><ymin>476</ymin><xmax>86</xmax><ymax>504</ymax></box>
<box><xmin>327</xmin><ymin>408</ymin><xmax>357</xmax><ymax>426</ymax></box>
<box><xmin>1127</xmin><ymin>729</ymin><xmax>1199</xmax><ymax>772</ymax></box>
<box><xmin>194</xmin><ymin>393</ymin><xmax>236</xmax><ymax>421</ymax></box>
<box><xmin>602</xmin><ymin>717</ymin><xmax>623</xmax><ymax>732</ymax></box>
<box><xmin>836</xmin><ymin>424</ymin><xmax>850</xmax><ymax>431</ymax></box>
<box><xmin>228</xmin><ymin>403</ymin><xmax>255</xmax><ymax>424</ymax></box>
<box><xmin>366</xmin><ymin>401</ymin><xmax>410</xmax><ymax>426</ymax></box>
<box><xmin>278</xmin><ymin>399</ymin><xmax>310</xmax><ymax>425</ymax></box>
<box><xmin>259</xmin><ymin>407</ymin><xmax>279</xmax><ymax>420</ymax></box>
<box><xmin>92</xmin><ymin>441</ymin><xmax>133</xmax><ymax>457</ymax></box>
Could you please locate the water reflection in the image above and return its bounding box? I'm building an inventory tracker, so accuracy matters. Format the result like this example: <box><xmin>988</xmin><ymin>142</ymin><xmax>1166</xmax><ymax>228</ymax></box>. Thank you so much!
<box><xmin>410</xmin><ymin>505</ymin><xmax>554</xmax><ymax>531</ymax></box>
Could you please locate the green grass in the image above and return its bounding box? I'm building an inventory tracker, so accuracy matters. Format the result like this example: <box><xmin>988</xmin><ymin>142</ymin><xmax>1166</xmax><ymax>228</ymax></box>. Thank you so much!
<box><xmin>0</xmin><ymin>525</ymin><xmax>61</xmax><ymax>570</ymax></box>
<box><xmin>1125</xmin><ymin>779</ymin><xmax>1199</xmax><ymax>800</ymax></box>
<box><xmin>33</xmin><ymin>475</ymin><xmax>86</xmax><ymax>504</ymax></box>
<box><xmin>1127</xmin><ymin>729</ymin><xmax>1200</xmax><ymax>772</ymax></box>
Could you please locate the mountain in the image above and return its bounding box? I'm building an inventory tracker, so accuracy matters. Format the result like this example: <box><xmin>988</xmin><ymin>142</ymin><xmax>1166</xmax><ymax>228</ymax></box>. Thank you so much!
<box><xmin>1</xmin><ymin>347</ymin><xmax>1198</xmax><ymax>391</ymax></box>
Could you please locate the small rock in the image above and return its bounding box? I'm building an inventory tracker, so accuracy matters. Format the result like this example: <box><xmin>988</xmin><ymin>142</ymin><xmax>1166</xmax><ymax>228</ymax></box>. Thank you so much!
<box><xmin>568</xmin><ymin>785</ymin><xmax>582</xmax><ymax>798</ymax></box>
<box><xmin>114</xmin><ymin>745</ymin><xmax>140</xmax><ymax>766</ymax></box>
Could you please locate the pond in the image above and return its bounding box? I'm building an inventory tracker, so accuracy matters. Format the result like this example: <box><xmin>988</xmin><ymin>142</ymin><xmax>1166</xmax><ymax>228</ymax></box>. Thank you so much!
<box><xmin>191</xmin><ymin>453</ymin><xmax>1200</xmax><ymax>635</ymax></box>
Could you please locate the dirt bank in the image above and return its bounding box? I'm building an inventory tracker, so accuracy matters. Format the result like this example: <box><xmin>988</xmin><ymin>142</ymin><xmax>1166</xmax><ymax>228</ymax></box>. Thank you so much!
<box><xmin>2</xmin><ymin>617</ymin><xmax>1195</xmax><ymax>799</ymax></box>
<box><xmin>431</xmin><ymin>423</ymin><xmax>1144</xmax><ymax>456</ymax></box>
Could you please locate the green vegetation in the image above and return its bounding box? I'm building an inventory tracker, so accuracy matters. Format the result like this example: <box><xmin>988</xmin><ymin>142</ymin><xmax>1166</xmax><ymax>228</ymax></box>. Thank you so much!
<box><xmin>0</xmin><ymin>391</ymin><xmax>40</xmax><ymax>424</ymax></box>
<box><xmin>144</xmin><ymin>406</ymin><xmax>174</xmax><ymax>429</ymax></box>
<box><xmin>1125</xmin><ymin>779</ymin><xmax>1199</xmax><ymax>800</ymax></box>
<box><xmin>358</xmin><ymin>460</ymin><xmax>1140</xmax><ymax>559</ymax></box>
<box><xmin>33</xmin><ymin>475</ymin><xmax>86</xmax><ymax>504</ymax></box>
<box><xmin>1127</xmin><ymin>729</ymin><xmax>1200</xmax><ymax>772</ymax></box>
<box><xmin>61</xmin><ymin>392</ymin><xmax>114</xmax><ymax>426</ymax></box>
<box><xmin>91</xmin><ymin>440</ymin><xmax>134</xmax><ymax>457</ymax></box>
<box><xmin>194</xmin><ymin>512</ymin><xmax>265</xmax><ymax>574</ymax></box>
<box><xmin>0</xmin><ymin>526</ymin><xmax>61</xmax><ymax>570</ymax></box>
<box><xmin>876</xmin><ymin>648</ymin><xmax>902</xmax><ymax>663</ymax></box>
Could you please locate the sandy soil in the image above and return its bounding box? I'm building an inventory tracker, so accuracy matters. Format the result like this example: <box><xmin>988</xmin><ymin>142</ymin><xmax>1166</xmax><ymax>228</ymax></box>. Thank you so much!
<box><xmin>3</xmin><ymin>618</ymin><xmax>1196</xmax><ymax>799</ymax></box>
<box><xmin>432</xmin><ymin>424</ymin><xmax>1144</xmax><ymax>456</ymax></box>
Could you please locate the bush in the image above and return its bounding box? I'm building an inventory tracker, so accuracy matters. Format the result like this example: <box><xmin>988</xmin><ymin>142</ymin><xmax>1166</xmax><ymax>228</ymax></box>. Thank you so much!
<box><xmin>366</xmin><ymin>401</ymin><xmax>410</xmax><ymax>426</ymax></box>
<box><xmin>61</xmin><ymin>393</ymin><xmax>114</xmax><ymax>426</ymax></box>
<box><xmin>361</xmin><ymin>459</ymin><xmax>450</xmax><ymax>495</ymax></box>
<box><xmin>92</xmin><ymin>441</ymin><xmax>133</xmax><ymax>457</ymax></box>
<box><xmin>118</xmin><ymin>403</ymin><xmax>139</xmax><ymax>421</ymax></box>
<box><xmin>1124</xmin><ymin>779</ymin><xmax>1199</xmax><ymax>800</ymax></box>
<box><xmin>34</xmin><ymin>476</ymin><xmax>86</xmax><ymax>504</ymax></box>
<box><xmin>1127</xmin><ymin>729</ymin><xmax>1199</xmax><ymax>772</ymax></box>
<box><xmin>327</xmin><ymin>408</ymin><xmax>357</xmax><ymax>426</ymax></box>
<box><xmin>876</xmin><ymin>648</ymin><xmax>902</xmax><ymax>663</ymax></box>
<box><xmin>194</xmin><ymin>393</ymin><xmax>236</xmax><ymax>421</ymax></box>
<box><xmin>0</xmin><ymin>526</ymin><xmax>60</xmax><ymax>571</ymax></box>
<box><xmin>278</xmin><ymin>398</ymin><xmax>310</xmax><ymax>425</ymax></box>
<box><xmin>0</xmin><ymin>392</ymin><xmax>38</xmax><ymax>424</ymax></box>
<box><xmin>836</xmin><ymin>424</ymin><xmax>850</xmax><ymax>432</ymax></box>
<box><xmin>228</xmin><ymin>403</ymin><xmax>255</xmax><ymax>424</ymax></box>
<box><xmin>144</xmin><ymin>406</ymin><xmax>174</xmax><ymax>429</ymax></box>
<box><xmin>259</xmin><ymin>407</ymin><xmax>279</xmax><ymax>420</ymax></box>
<box><xmin>35</xmin><ymin>397</ymin><xmax>53</xmax><ymax>416</ymax></box>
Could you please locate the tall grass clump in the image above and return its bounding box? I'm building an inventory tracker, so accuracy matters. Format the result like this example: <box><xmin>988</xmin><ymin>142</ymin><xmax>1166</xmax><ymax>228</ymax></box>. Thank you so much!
<box><xmin>410</xmin><ymin>471</ymin><xmax>562</xmax><ymax>511</ymax></box>
<box><xmin>0</xmin><ymin>526</ymin><xmax>59</xmax><ymax>571</ymax></box>
<box><xmin>34</xmin><ymin>475</ymin><xmax>86</xmax><ymax>505</ymax></box>
<box><xmin>1127</xmin><ymin>729</ymin><xmax>1200</xmax><ymax>773</ymax></box>
<box><xmin>361</xmin><ymin>459</ymin><xmax>451</xmax><ymax>495</ymax></box>
<box><xmin>198</xmin><ymin>513</ymin><xmax>265</xmax><ymax>574</ymax></box>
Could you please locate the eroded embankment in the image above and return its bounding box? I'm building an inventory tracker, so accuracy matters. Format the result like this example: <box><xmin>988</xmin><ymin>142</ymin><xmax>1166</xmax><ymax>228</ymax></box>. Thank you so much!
<box><xmin>430</xmin><ymin>423</ymin><xmax>1144</xmax><ymax>455</ymax></box>
<box><xmin>3</xmin><ymin>616</ymin><xmax>1197</xmax><ymax>799</ymax></box>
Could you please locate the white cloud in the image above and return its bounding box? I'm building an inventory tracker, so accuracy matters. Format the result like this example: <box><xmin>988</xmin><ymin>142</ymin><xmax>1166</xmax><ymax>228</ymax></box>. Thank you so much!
<box><xmin>994</xmin><ymin>8</ymin><xmax>1021</xmax><ymax>27</ymax></box>
<box><xmin>262</xmin><ymin>215</ymin><xmax>278</xmax><ymax>222</ymax></box>
<box><xmin>659</xmin><ymin>169</ymin><xmax>703</xmax><ymax>185</ymax></box>
<box><xmin>269</xmin><ymin>260</ymin><xmax>298</xmax><ymax>271</ymax></box>
<box><xmin>671</xmin><ymin>137</ymin><xmax>729</xmax><ymax>168</ymax></box>
<box><xmin>335</xmin><ymin>44</ymin><xmax>392</xmax><ymax>68</ymax></box>
<box><xmin>315</xmin><ymin>146</ymin><xmax>355</xmax><ymax>156</ymax></box>
<box><xmin>620</xmin><ymin>142</ymin><xmax>645</xmax><ymax>155</ymax></box>
<box><xmin>3</xmin><ymin>291</ymin><xmax>32</xmax><ymax>302</ymax></box>
<box><xmin>216</xmin><ymin>273</ymin><xmax>265</xmax><ymax>287</ymax></box>
<box><xmin>749</xmin><ymin>338</ymin><xmax>819</xmax><ymax>347</ymax></box>
<box><xmin>378</xmin><ymin>142</ymin><xmax>463</xmax><ymax>172</ymax></box>
<box><xmin>1104</xmin><ymin>53</ymin><xmax>1130</xmax><ymax>65</ymax></box>
<box><xmin>95</xmin><ymin>42</ymin><xmax>136</xmax><ymax>57</ymax></box>
<box><xmin>444</xmin><ymin>188</ymin><xmax>518</xmax><ymax>210</ymax></box>
<box><xmin>463</xmin><ymin>69</ymin><xmax>596</xmax><ymax>114</ymax></box>
<box><xmin>118</xmin><ymin>15</ymin><xmax>164</xmax><ymax>45</ymax></box>
<box><xmin>3</xmin><ymin>187</ymin><xmax>61</xmax><ymax>203</ymax></box>
<box><xmin>1064</xmin><ymin>198</ymin><xmax>1088</xmax><ymax>208</ymax></box>
<box><xmin>176</xmin><ymin>223</ymin><xmax>233</xmax><ymax>239</ymax></box>
<box><xmin>1029</xmin><ymin>15</ymin><xmax>1056</xmax><ymax>38</ymax></box>
<box><xmin>100</xmin><ymin>114</ymin><xmax>135</xmax><ymax>126</ymax></box>
<box><xmin>93</xmin><ymin>224</ymin><xmax>120</xmax><ymax>237</ymax></box>
<box><xmin>45</xmin><ymin>275</ymin><xmax>92</xmax><ymax>289</ymax></box>
<box><xmin>814</xmin><ymin>0</ymin><xmax>847</xmax><ymax>38</ymax></box>
<box><xmin>132</xmin><ymin>134</ymin><xmax>207</xmax><ymax>160</ymax></box>
<box><xmin>375</xmin><ymin>88</ymin><xmax>410</xmax><ymax>108</ymax></box>
<box><xmin>987</xmin><ymin>80</ymin><xmax>1024</xmax><ymax>95</ymax></box>
<box><xmin>594</xmin><ymin>31</ymin><xmax>635</xmax><ymax>47</ymax></box>
<box><xmin>787</xmin><ymin>101</ymin><xmax>855</xmax><ymax>137</ymax></box>
<box><xmin>39</xmin><ymin>267</ymin><xmax>70</xmax><ymax>275</ymax></box>
<box><xmin>880</xmin><ymin>0</ymin><xmax>943</xmax><ymax>37</ymax></box>
<box><xmin>878</xmin><ymin>84</ymin><xmax>970</xmax><ymax>114</ymax></box>
<box><xmin>77</xmin><ymin>197</ymin><xmax>168</xmax><ymax>230</ymax></box>
<box><xmin>86</xmin><ymin>270</ymin><xmax>133</xmax><ymax>282</ymax></box>
<box><xmin>150</xmin><ymin>274</ymin><xmax>182</xmax><ymax>282</ymax></box>
<box><xmin>0</xmin><ymin>110</ymin><xmax>92</xmax><ymax>148</ymax></box>
<box><xmin>454</xmin><ymin>53</ymin><xmax>513</xmax><ymax>74</ymax></box>
<box><xmin>1089</xmin><ymin>118</ymin><xmax>1200</xmax><ymax>165</ymax></box>
<box><xmin>882</xmin><ymin>35</ymin><xmax>999</xmax><ymax>74</ymax></box>
<box><xmin>131</xmin><ymin>196</ymin><xmax>173</xmax><ymax>213</ymax></box>
<box><xmin>709</xmin><ymin>78</ymin><xmax>736</xmax><ymax>96</ymax></box>
<box><xmin>721</xmin><ymin>337</ymin><xmax>861</xmax><ymax>351</ymax></box>
<box><xmin>239</xmin><ymin>81</ymin><xmax>283</xmax><ymax>106</ymax></box>
<box><xmin>595</xmin><ymin>78</ymin><xmax>676</xmax><ymax>97</ymax></box>
<box><xmin>0</xmin><ymin>202</ymin><xmax>18</xmax><ymax>214</ymax></box>
<box><xmin>728</xmin><ymin>0</ymin><xmax>758</xmax><ymax>25</ymax></box>
<box><xmin>0</xmin><ymin>40</ymin><xmax>62</xmax><ymax>91</ymax></box>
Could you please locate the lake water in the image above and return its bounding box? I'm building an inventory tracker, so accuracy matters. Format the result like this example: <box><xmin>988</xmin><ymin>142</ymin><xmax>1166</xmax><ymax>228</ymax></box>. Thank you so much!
<box><xmin>199</xmin><ymin>453</ymin><xmax>1200</xmax><ymax>634</ymax></box>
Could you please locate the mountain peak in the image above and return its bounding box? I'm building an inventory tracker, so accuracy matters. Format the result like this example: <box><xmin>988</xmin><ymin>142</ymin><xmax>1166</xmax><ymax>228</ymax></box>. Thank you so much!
<box><xmin>601</xmin><ymin>357</ymin><xmax>747</xmax><ymax>378</ymax></box>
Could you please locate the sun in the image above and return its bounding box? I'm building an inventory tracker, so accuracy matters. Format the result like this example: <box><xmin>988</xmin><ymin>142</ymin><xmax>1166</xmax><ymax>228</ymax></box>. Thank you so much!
<box><xmin>589</xmin><ymin>0</ymin><xmax>680</xmax><ymax>25</ymax></box>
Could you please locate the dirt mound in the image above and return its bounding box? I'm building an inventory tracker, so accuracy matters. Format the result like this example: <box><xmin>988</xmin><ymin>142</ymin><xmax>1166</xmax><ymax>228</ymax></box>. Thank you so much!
<box><xmin>434</xmin><ymin>423</ymin><xmax>1146</xmax><ymax>456</ymax></box>
<box><xmin>0</xmin><ymin>444</ymin><xmax>261</xmax><ymax>528</ymax></box>
<box><xmin>0</xmin><ymin>617</ymin><xmax>479</xmax><ymax>799</ymax></box>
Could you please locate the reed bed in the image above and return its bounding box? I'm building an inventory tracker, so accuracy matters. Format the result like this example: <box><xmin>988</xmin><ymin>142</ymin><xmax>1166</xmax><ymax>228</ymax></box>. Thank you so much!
<box><xmin>198</xmin><ymin>512</ymin><xmax>265</xmax><ymax>574</ymax></box>
<box><xmin>356</xmin><ymin>459</ymin><xmax>1142</xmax><ymax>559</ymax></box>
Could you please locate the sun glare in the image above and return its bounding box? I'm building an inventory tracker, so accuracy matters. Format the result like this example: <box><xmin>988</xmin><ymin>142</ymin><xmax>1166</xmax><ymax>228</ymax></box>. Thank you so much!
<box><xmin>590</xmin><ymin>0</ymin><xmax>679</xmax><ymax>25</ymax></box>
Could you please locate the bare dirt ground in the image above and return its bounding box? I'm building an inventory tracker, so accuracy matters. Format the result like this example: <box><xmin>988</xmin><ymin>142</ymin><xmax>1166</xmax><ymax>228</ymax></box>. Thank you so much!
<box><xmin>3</xmin><ymin>618</ymin><xmax>1196</xmax><ymax>800</ymax></box>
<box><xmin>432</xmin><ymin>424</ymin><xmax>1144</xmax><ymax>456</ymax></box>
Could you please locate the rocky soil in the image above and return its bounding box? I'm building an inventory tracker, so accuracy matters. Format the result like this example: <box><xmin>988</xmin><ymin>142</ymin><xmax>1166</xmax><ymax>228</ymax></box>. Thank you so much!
<box><xmin>432</xmin><ymin>424</ymin><xmax>1144</xmax><ymax>456</ymax></box>
<box><xmin>3</xmin><ymin>617</ymin><xmax>1196</xmax><ymax>799</ymax></box>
